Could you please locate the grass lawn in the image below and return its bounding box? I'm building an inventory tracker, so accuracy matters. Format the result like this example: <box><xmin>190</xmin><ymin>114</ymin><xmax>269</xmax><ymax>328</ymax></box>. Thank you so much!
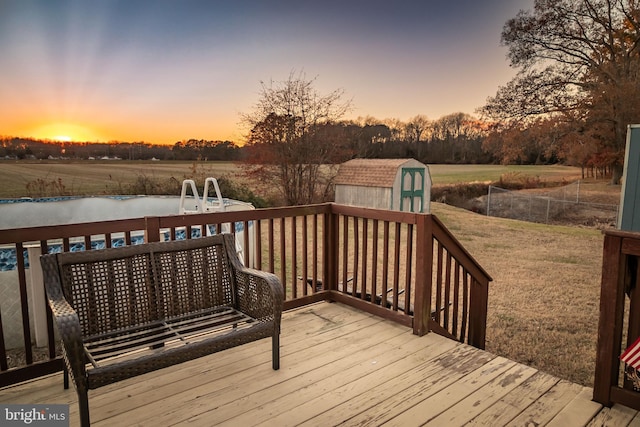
<box><xmin>428</xmin><ymin>164</ymin><xmax>582</xmax><ymax>185</ymax></box>
<box><xmin>432</xmin><ymin>202</ymin><xmax>603</xmax><ymax>386</ymax></box>
<box><xmin>0</xmin><ymin>160</ymin><xmax>241</xmax><ymax>198</ymax></box>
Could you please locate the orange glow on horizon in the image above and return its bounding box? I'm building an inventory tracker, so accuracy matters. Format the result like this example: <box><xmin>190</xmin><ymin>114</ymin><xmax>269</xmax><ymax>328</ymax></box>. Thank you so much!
<box><xmin>7</xmin><ymin>120</ymin><xmax>241</xmax><ymax>145</ymax></box>
<box><xmin>22</xmin><ymin>122</ymin><xmax>104</xmax><ymax>143</ymax></box>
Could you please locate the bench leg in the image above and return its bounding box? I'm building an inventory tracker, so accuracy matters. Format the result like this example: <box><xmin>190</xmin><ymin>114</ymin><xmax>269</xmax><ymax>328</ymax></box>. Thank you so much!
<box><xmin>78</xmin><ymin>387</ymin><xmax>90</xmax><ymax>427</ymax></box>
<box><xmin>272</xmin><ymin>333</ymin><xmax>280</xmax><ymax>370</ymax></box>
<box><xmin>63</xmin><ymin>366</ymin><xmax>69</xmax><ymax>390</ymax></box>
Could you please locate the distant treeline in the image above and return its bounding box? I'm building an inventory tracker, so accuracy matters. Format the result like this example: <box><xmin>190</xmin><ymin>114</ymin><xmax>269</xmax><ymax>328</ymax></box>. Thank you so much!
<box><xmin>1</xmin><ymin>117</ymin><xmax>494</xmax><ymax>164</ymax></box>
<box><xmin>0</xmin><ymin>138</ymin><xmax>243</xmax><ymax>161</ymax></box>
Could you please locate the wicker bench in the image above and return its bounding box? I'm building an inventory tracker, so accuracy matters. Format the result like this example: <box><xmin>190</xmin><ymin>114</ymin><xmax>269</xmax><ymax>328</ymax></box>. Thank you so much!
<box><xmin>40</xmin><ymin>233</ymin><xmax>283</xmax><ymax>426</ymax></box>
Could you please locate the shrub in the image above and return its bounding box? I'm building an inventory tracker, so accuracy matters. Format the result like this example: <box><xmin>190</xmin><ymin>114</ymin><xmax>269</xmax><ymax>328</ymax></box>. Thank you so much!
<box><xmin>430</xmin><ymin>183</ymin><xmax>489</xmax><ymax>211</ymax></box>
<box><xmin>497</xmin><ymin>172</ymin><xmax>542</xmax><ymax>190</ymax></box>
<box><xmin>216</xmin><ymin>176</ymin><xmax>269</xmax><ymax>208</ymax></box>
<box><xmin>25</xmin><ymin>177</ymin><xmax>69</xmax><ymax>197</ymax></box>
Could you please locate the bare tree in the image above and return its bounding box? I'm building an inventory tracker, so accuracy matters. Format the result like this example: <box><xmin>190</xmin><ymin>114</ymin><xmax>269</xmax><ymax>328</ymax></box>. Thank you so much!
<box><xmin>481</xmin><ymin>0</ymin><xmax>640</xmax><ymax>183</ymax></box>
<box><xmin>382</xmin><ymin>118</ymin><xmax>406</xmax><ymax>142</ymax></box>
<box><xmin>241</xmin><ymin>71</ymin><xmax>352</xmax><ymax>205</ymax></box>
<box><xmin>405</xmin><ymin>115</ymin><xmax>431</xmax><ymax>143</ymax></box>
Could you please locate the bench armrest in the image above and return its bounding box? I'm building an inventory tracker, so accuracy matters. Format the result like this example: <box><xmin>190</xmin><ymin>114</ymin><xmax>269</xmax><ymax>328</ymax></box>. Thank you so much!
<box><xmin>235</xmin><ymin>266</ymin><xmax>284</xmax><ymax>322</ymax></box>
<box><xmin>221</xmin><ymin>234</ymin><xmax>284</xmax><ymax>324</ymax></box>
<box><xmin>40</xmin><ymin>254</ymin><xmax>87</xmax><ymax>387</ymax></box>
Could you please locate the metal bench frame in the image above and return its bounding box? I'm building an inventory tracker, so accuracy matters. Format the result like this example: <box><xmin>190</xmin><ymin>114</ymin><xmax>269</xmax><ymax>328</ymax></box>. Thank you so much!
<box><xmin>40</xmin><ymin>233</ymin><xmax>283</xmax><ymax>426</ymax></box>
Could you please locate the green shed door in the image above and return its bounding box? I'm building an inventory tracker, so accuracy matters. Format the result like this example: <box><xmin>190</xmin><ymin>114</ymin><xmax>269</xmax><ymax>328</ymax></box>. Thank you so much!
<box><xmin>620</xmin><ymin>125</ymin><xmax>640</xmax><ymax>231</ymax></box>
<box><xmin>400</xmin><ymin>168</ymin><xmax>424</xmax><ymax>212</ymax></box>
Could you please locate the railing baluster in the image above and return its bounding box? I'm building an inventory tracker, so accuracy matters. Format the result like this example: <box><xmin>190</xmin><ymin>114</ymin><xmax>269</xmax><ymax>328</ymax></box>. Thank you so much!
<box><xmin>291</xmin><ymin>216</ymin><xmax>297</xmax><ymax>299</ymax></box>
<box><xmin>361</xmin><ymin>219</ymin><xmax>368</xmax><ymax>301</ymax></box>
<box><xmin>382</xmin><ymin>221</ymin><xmax>390</xmax><ymax>305</ymax></box>
<box><xmin>452</xmin><ymin>259</ymin><xmax>461</xmax><ymax>339</ymax></box>
<box><xmin>0</xmin><ymin>267</ymin><xmax>7</xmax><ymax>371</ymax></box>
<box><xmin>444</xmin><ymin>250</ymin><xmax>452</xmax><ymax>330</ymax></box>
<box><xmin>268</xmin><ymin>218</ymin><xmax>275</xmax><ymax>274</ymax></box>
<box><xmin>352</xmin><ymin>216</ymin><xmax>359</xmax><ymax>297</ymax></box>
<box><xmin>255</xmin><ymin>219</ymin><xmax>262</xmax><ymax>270</ymax></box>
<box><xmin>404</xmin><ymin>224</ymin><xmax>413</xmax><ymax>315</ymax></box>
<box><xmin>435</xmin><ymin>241</ymin><xmax>443</xmax><ymax>323</ymax></box>
<box><xmin>371</xmin><ymin>219</ymin><xmax>379</xmax><ymax>306</ymax></box>
<box><xmin>342</xmin><ymin>215</ymin><xmax>348</xmax><ymax>292</ymax></box>
<box><xmin>41</xmin><ymin>240</ymin><xmax>57</xmax><ymax>359</ymax></box>
<box><xmin>280</xmin><ymin>217</ymin><xmax>286</xmax><ymax>295</ymax></box>
<box><xmin>16</xmin><ymin>243</ymin><xmax>33</xmax><ymax>365</ymax></box>
<box><xmin>302</xmin><ymin>215</ymin><xmax>308</xmax><ymax>295</ymax></box>
<box><xmin>313</xmin><ymin>214</ymin><xmax>319</xmax><ymax>291</ymax></box>
<box><xmin>461</xmin><ymin>270</ymin><xmax>469</xmax><ymax>343</ymax></box>
<box><xmin>243</xmin><ymin>221</ymin><xmax>250</xmax><ymax>266</ymax></box>
<box><xmin>392</xmin><ymin>222</ymin><xmax>401</xmax><ymax>311</ymax></box>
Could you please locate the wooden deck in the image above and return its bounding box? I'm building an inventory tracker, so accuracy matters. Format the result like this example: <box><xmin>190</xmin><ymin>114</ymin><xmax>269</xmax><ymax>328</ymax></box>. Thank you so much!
<box><xmin>1</xmin><ymin>302</ymin><xmax>639</xmax><ymax>426</ymax></box>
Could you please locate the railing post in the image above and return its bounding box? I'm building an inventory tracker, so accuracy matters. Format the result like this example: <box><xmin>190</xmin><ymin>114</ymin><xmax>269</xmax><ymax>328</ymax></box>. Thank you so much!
<box><xmin>594</xmin><ymin>233</ymin><xmax>626</xmax><ymax>406</ymax></box>
<box><xmin>324</xmin><ymin>206</ymin><xmax>338</xmax><ymax>291</ymax></box>
<box><xmin>145</xmin><ymin>216</ymin><xmax>161</xmax><ymax>243</ymax></box>
<box><xmin>468</xmin><ymin>278</ymin><xmax>489</xmax><ymax>349</ymax></box>
<box><xmin>413</xmin><ymin>214</ymin><xmax>433</xmax><ymax>336</ymax></box>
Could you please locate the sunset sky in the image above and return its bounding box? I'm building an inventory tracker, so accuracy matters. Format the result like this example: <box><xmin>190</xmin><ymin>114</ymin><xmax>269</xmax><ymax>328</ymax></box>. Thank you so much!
<box><xmin>0</xmin><ymin>0</ymin><xmax>532</xmax><ymax>145</ymax></box>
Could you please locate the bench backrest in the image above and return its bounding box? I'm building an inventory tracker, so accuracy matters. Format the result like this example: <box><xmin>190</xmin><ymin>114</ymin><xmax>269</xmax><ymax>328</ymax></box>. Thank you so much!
<box><xmin>45</xmin><ymin>234</ymin><xmax>237</xmax><ymax>337</ymax></box>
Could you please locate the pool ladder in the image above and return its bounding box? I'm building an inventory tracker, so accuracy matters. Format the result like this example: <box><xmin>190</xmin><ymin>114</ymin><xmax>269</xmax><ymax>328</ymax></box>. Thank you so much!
<box><xmin>179</xmin><ymin>177</ymin><xmax>226</xmax><ymax>215</ymax></box>
<box><xmin>179</xmin><ymin>178</ymin><xmax>244</xmax><ymax>261</ymax></box>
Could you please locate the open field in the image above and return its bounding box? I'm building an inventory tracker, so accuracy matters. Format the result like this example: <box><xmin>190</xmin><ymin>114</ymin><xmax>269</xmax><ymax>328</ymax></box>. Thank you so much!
<box><xmin>428</xmin><ymin>163</ymin><xmax>583</xmax><ymax>185</ymax></box>
<box><xmin>0</xmin><ymin>160</ymin><xmax>585</xmax><ymax>198</ymax></box>
<box><xmin>0</xmin><ymin>160</ymin><xmax>242</xmax><ymax>198</ymax></box>
<box><xmin>0</xmin><ymin>160</ymin><xmax>617</xmax><ymax>386</ymax></box>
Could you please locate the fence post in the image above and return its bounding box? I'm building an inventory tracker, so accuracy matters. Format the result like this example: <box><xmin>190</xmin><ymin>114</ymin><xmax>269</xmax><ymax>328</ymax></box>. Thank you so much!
<box><xmin>486</xmin><ymin>186</ymin><xmax>492</xmax><ymax>216</ymax></box>
<box><xmin>413</xmin><ymin>214</ymin><xmax>433</xmax><ymax>336</ymax></box>
<box><xmin>546</xmin><ymin>198</ymin><xmax>551</xmax><ymax>223</ymax></box>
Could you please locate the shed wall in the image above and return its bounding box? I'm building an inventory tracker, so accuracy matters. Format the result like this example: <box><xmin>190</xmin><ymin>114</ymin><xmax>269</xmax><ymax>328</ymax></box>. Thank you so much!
<box><xmin>335</xmin><ymin>185</ymin><xmax>392</xmax><ymax>210</ymax></box>
<box><xmin>620</xmin><ymin>125</ymin><xmax>640</xmax><ymax>230</ymax></box>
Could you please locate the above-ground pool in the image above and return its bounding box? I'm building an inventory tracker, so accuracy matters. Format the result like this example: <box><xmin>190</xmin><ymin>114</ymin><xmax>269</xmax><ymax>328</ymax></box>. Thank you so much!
<box><xmin>0</xmin><ymin>195</ymin><xmax>255</xmax><ymax>271</ymax></box>
<box><xmin>0</xmin><ymin>195</ymin><xmax>254</xmax><ymax>229</ymax></box>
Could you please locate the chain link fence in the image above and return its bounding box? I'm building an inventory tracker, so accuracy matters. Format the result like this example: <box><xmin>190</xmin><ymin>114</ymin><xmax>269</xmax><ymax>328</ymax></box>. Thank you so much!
<box><xmin>486</xmin><ymin>181</ymin><xmax>619</xmax><ymax>226</ymax></box>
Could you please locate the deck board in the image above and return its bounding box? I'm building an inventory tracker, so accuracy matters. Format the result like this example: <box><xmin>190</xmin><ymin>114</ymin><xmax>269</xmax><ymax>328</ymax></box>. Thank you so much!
<box><xmin>1</xmin><ymin>302</ymin><xmax>638</xmax><ymax>426</ymax></box>
<box><xmin>546</xmin><ymin>388</ymin><xmax>604</xmax><ymax>427</ymax></box>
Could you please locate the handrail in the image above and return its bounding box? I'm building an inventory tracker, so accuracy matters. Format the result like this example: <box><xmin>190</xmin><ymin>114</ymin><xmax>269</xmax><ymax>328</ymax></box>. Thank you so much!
<box><xmin>430</xmin><ymin>214</ymin><xmax>492</xmax><ymax>349</ymax></box>
<box><xmin>0</xmin><ymin>202</ymin><xmax>491</xmax><ymax>387</ymax></box>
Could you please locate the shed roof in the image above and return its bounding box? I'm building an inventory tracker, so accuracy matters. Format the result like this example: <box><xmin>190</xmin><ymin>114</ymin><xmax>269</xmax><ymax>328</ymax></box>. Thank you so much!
<box><xmin>334</xmin><ymin>158</ymin><xmax>417</xmax><ymax>188</ymax></box>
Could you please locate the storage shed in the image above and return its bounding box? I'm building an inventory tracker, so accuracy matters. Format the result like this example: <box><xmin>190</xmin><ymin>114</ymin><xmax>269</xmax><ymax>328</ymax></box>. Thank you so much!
<box><xmin>334</xmin><ymin>158</ymin><xmax>431</xmax><ymax>213</ymax></box>
<box><xmin>619</xmin><ymin>124</ymin><xmax>640</xmax><ymax>231</ymax></box>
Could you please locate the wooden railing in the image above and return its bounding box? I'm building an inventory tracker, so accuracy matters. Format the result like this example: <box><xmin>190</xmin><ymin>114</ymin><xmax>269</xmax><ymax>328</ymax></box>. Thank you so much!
<box><xmin>0</xmin><ymin>203</ymin><xmax>491</xmax><ymax>388</ymax></box>
<box><xmin>594</xmin><ymin>229</ymin><xmax>640</xmax><ymax>410</ymax></box>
